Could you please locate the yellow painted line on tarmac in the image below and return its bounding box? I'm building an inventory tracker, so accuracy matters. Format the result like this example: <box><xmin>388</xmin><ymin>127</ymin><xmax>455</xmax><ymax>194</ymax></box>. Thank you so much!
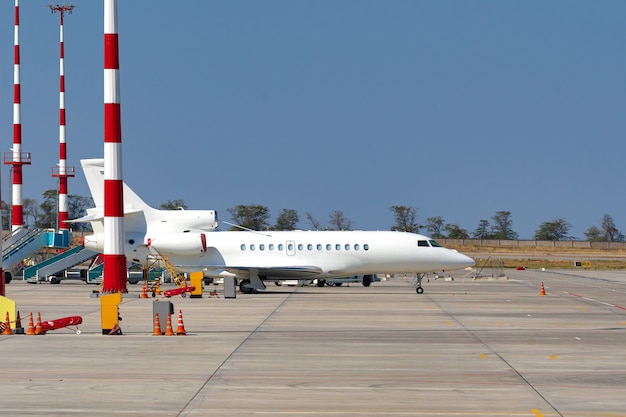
<box><xmin>498</xmin><ymin>321</ymin><xmax>505</xmax><ymax>326</ymax></box>
<box><xmin>549</xmin><ymin>354</ymin><xmax>558</xmax><ymax>360</ymax></box>
<box><xmin>479</xmin><ymin>353</ymin><xmax>488</xmax><ymax>359</ymax></box>
<box><xmin>446</xmin><ymin>321</ymin><xmax>453</xmax><ymax>325</ymax></box>
<box><xmin>531</xmin><ymin>409</ymin><xmax>545</xmax><ymax>417</ymax></box>
<box><xmin>575</xmin><ymin>306</ymin><xmax>587</xmax><ymax>312</ymax></box>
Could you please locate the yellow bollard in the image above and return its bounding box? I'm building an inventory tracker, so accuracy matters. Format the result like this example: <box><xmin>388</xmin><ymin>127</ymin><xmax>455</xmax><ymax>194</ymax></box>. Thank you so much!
<box><xmin>100</xmin><ymin>293</ymin><xmax>123</xmax><ymax>335</ymax></box>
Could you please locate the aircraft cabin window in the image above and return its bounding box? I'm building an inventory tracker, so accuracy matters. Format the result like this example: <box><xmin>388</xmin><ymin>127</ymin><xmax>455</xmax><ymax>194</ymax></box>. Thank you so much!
<box><xmin>278</xmin><ymin>244</ymin><xmax>284</xmax><ymax>251</ymax></box>
<box><xmin>240</xmin><ymin>244</ymin><xmax>246</xmax><ymax>251</ymax></box>
<box><xmin>250</xmin><ymin>244</ymin><xmax>255</xmax><ymax>251</ymax></box>
<box><xmin>259</xmin><ymin>244</ymin><xmax>265</xmax><ymax>251</ymax></box>
<box><xmin>288</xmin><ymin>243</ymin><xmax>294</xmax><ymax>251</ymax></box>
<box><xmin>269</xmin><ymin>244</ymin><xmax>275</xmax><ymax>251</ymax></box>
<box><xmin>429</xmin><ymin>240</ymin><xmax>442</xmax><ymax>247</ymax></box>
<box><xmin>418</xmin><ymin>240</ymin><xmax>429</xmax><ymax>247</ymax></box>
<box><xmin>307</xmin><ymin>244</ymin><xmax>313</xmax><ymax>251</ymax></box>
<box><xmin>326</xmin><ymin>244</ymin><xmax>331</xmax><ymax>251</ymax></box>
<box><xmin>317</xmin><ymin>244</ymin><xmax>322</xmax><ymax>251</ymax></box>
<box><xmin>364</xmin><ymin>244</ymin><xmax>369</xmax><ymax>251</ymax></box>
<box><xmin>344</xmin><ymin>244</ymin><xmax>350</xmax><ymax>251</ymax></box>
<box><xmin>354</xmin><ymin>244</ymin><xmax>360</xmax><ymax>250</ymax></box>
<box><xmin>335</xmin><ymin>244</ymin><xmax>341</xmax><ymax>251</ymax></box>
<box><xmin>298</xmin><ymin>244</ymin><xmax>303</xmax><ymax>251</ymax></box>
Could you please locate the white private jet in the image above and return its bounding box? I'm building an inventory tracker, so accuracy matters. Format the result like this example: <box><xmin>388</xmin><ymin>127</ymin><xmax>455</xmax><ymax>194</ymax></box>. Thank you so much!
<box><xmin>76</xmin><ymin>159</ymin><xmax>475</xmax><ymax>294</ymax></box>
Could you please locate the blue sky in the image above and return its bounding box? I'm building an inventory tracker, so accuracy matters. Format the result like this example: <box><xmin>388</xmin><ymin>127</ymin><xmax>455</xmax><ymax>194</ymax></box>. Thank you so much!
<box><xmin>1</xmin><ymin>1</ymin><xmax>625</xmax><ymax>239</ymax></box>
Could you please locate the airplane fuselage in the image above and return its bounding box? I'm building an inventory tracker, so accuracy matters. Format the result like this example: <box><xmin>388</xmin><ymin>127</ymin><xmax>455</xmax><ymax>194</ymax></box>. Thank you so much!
<box><xmin>85</xmin><ymin>229</ymin><xmax>474</xmax><ymax>280</ymax></box>
<box><xmin>78</xmin><ymin>158</ymin><xmax>475</xmax><ymax>293</ymax></box>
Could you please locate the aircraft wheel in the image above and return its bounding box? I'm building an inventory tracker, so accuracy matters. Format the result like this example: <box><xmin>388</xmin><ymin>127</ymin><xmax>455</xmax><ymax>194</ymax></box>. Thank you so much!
<box><xmin>362</xmin><ymin>275</ymin><xmax>373</xmax><ymax>287</ymax></box>
<box><xmin>76</xmin><ymin>330</ymin><xmax>82</xmax><ymax>335</ymax></box>
<box><xmin>317</xmin><ymin>279</ymin><xmax>326</xmax><ymax>287</ymax></box>
<box><xmin>333</xmin><ymin>283</ymin><xmax>343</xmax><ymax>287</ymax></box>
<box><xmin>416</xmin><ymin>286</ymin><xmax>424</xmax><ymax>294</ymax></box>
<box><xmin>239</xmin><ymin>279</ymin><xmax>254</xmax><ymax>294</ymax></box>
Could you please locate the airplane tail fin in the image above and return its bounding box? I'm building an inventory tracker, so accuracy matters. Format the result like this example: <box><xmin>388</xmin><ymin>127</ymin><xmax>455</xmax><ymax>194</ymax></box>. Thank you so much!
<box><xmin>79</xmin><ymin>158</ymin><xmax>218</xmax><ymax>235</ymax></box>
<box><xmin>79</xmin><ymin>159</ymin><xmax>154</xmax><ymax>235</ymax></box>
<box><xmin>80</xmin><ymin>158</ymin><xmax>153</xmax><ymax>212</ymax></box>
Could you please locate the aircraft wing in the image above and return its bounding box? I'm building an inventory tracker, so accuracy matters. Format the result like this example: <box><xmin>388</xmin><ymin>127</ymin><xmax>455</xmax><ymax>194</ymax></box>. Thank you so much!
<box><xmin>65</xmin><ymin>213</ymin><xmax>101</xmax><ymax>223</ymax></box>
<box><xmin>185</xmin><ymin>265</ymin><xmax>323</xmax><ymax>279</ymax></box>
<box><xmin>228</xmin><ymin>266</ymin><xmax>323</xmax><ymax>279</ymax></box>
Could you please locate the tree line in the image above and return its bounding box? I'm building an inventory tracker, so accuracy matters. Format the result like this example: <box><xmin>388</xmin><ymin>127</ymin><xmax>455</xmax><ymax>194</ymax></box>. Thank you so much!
<box><xmin>216</xmin><ymin>203</ymin><xmax>625</xmax><ymax>242</ymax></box>
<box><xmin>4</xmin><ymin>194</ymin><xmax>623</xmax><ymax>242</ymax></box>
<box><xmin>1</xmin><ymin>190</ymin><xmax>93</xmax><ymax>232</ymax></box>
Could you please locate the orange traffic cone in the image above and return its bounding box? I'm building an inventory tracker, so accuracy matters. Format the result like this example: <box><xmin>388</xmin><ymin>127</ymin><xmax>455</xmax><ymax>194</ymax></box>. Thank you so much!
<box><xmin>540</xmin><ymin>282</ymin><xmax>546</xmax><ymax>296</ymax></box>
<box><xmin>164</xmin><ymin>313</ymin><xmax>175</xmax><ymax>336</ymax></box>
<box><xmin>141</xmin><ymin>283</ymin><xmax>149</xmax><ymax>299</ymax></box>
<box><xmin>175</xmin><ymin>310</ymin><xmax>186</xmax><ymax>335</ymax></box>
<box><xmin>26</xmin><ymin>312</ymin><xmax>36</xmax><ymax>335</ymax></box>
<box><xmin>153</xmin><ymin>312</ymin><xmax>162</xmax><ymax>336</ymax></box>
<box><xmin>2</xmin><ymin>312</ymin><xmax>12</xmax><ymax>335</ymax></box>
<box><xmin>35</xmin><ymin>312</ymin><xmax>45</xmax><ymax>335</ymax></box>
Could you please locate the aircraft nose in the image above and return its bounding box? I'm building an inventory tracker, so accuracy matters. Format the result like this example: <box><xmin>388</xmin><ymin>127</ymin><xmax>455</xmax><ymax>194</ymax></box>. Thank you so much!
<box><xmin>450</xmin><ymin>250</ymin><xmax>475</xmax><ymax>269</ymax></box>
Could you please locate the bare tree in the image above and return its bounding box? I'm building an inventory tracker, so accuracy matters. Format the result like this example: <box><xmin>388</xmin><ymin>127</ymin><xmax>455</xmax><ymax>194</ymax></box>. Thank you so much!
<box><xmin>23</xmin><ymin>198</ymin><xmax>39</xmax><ymax>228</ymax></box>
<box><xmin>389</xmin><ymin>205</ymin><xmax>419</xmax><ymax>232</ymax></box>
<box><xmin>328</xmin><ymin>210</ymin><xmax>353</xmax><ymax>230</ymax></box>
<box><xmin>601</xmin><ymin>214</ymin><xmax>624</xmax><ymax>241</ymax></box>
<box><xmin>586</xmin><ymin>214</ymin><xmax>625</xmax><ymax>241</ymax></box>
<box><xmin>305</xmin><ymin>212</ymin><xmax>321</xmax><ymax>230</ymax></box>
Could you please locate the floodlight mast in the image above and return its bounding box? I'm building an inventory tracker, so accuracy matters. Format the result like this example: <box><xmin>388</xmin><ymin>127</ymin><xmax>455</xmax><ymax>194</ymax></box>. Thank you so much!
<box><xmin>4</xmin><ymin>0</ymin><xmax>32</xmax><ymax>232</ymax></box>
<box><xmin>49</xmin><ymin>3</ymin><xmax>77</xmax><ymax>232</ymax></box>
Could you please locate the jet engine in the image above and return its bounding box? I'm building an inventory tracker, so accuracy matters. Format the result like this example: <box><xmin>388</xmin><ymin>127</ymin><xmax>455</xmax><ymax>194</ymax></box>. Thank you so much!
<box><xmin>149</xmin><ymin>209</ymin><xmax>218</xmax><ymax>233</ymax></box>
<box><xmin>145</xmin><ymin>233</ymin><xmax>207</xmax><ymax>255</ymax></box>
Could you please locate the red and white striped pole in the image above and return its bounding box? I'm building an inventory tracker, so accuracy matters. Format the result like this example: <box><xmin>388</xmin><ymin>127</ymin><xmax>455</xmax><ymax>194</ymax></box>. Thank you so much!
<box><xmin>4</xmin><ymin>0</ymin><xmax>31</xmax><ymax>232</ymax></box>
<box><xmin>50</xmin><ymin>3</ymin><xmax>76</xmax><ymax>232</ymax></box>
<box><xmin>103</xmin><ymin>0</ymin><xmax>127</xmax><ymax>293</ymax></box>
<box><xmin>0</xmin><ymin>166</ymin><xmax>3</xmax><ymax>296</ymax></box>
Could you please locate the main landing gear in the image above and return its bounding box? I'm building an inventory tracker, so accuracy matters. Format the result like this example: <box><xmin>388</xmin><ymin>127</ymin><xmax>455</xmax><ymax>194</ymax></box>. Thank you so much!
<box><xmin>239</xmin><ymin>279</ymin><xmax>254</xmax><ymax>294</ymax></box>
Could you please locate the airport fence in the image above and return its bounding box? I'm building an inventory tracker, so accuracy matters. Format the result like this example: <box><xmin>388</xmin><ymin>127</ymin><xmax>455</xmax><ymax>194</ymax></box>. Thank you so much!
<box><xmin>439</xmin><ymin>239</ymin><xmax>626</xmax><ymax>250</ymax></box>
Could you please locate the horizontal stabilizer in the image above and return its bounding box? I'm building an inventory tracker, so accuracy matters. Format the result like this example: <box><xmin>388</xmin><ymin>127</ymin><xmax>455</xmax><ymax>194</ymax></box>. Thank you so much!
<box><xmin>67</xmin><ymin>208</ymin><xmax>144</xmax><ymax>223</ymax></box>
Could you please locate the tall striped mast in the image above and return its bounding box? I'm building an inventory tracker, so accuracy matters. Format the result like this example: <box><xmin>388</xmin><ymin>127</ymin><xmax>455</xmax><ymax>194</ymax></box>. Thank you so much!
<box><xmin>0</xmin><ymin>167</ymin><xmax>2</xmax><ymax>297</ymax></box>
<box><xmin>4</xmin><ymin>0</ymin><xmax>32</xmax><ymax>232</ymax></box>
<box><xmin>103</xmin><ymin>0</ymin><xmax>127</xmax><ymax>293</ymax></box>
<box><xmin>49</xmin><ymin>3</ymin><xmax>76</xmax><ymax>232</ymax></box>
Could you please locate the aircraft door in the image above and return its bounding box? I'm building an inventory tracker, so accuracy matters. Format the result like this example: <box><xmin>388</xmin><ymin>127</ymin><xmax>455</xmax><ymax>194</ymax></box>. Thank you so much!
<box><xmin>286</xmin><ymin>240</ymin><xmax>296</xmax><ymax>256</ymax></box>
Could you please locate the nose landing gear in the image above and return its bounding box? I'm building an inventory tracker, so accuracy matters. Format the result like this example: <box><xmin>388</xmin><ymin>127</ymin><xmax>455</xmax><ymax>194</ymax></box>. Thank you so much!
<box><xmin>415</xmin><ymin>273</ymin><xmax>424</xmax><ymax>294</ymax></box>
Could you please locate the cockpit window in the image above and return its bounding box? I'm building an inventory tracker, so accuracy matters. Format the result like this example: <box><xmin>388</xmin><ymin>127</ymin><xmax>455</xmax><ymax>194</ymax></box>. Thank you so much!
<box><xmin>429</xmin><ymin>240</ymin><xmax>442</xmax><ymax>247</ymax></box>
<box><xmin>417</xmin><ymin>240</ymin><xmax>429</xmax><ymax>247</ymax></box>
